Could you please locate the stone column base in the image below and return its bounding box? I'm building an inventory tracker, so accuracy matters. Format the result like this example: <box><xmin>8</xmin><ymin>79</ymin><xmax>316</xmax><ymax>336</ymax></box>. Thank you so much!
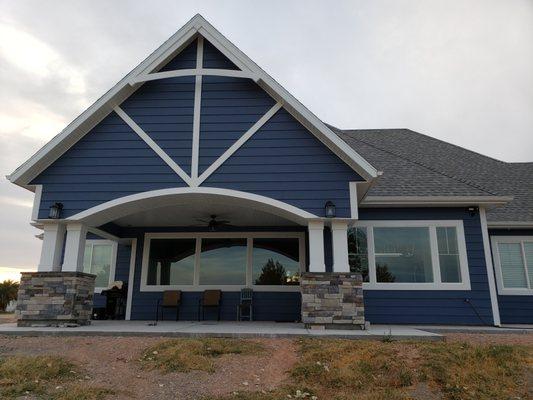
<box><xmin>301</xmin><ymin>272</ymin><xmax>365</xmax><ymax>330</ymax></box>
<box><xmin>16</xmin><ymin>272</ymin><xmax>96</xmax><ymax>327</ymax></box>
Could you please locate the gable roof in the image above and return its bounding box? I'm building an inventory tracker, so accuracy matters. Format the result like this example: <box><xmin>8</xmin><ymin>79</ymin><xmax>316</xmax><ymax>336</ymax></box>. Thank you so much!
<box><xmin>332</xmin><ymin>127</ymin><xmax>530</xmax><ymax>224</ymax></box>
<box><xmin>7</xmin><ymin>14</ymin><xmax>378</xmax><ymax>188</ymax></box>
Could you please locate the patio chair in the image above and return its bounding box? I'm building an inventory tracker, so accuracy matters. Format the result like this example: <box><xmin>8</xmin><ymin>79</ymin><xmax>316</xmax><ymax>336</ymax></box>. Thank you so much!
<box><xmin>237</xmin><ymin>288</ymin><xmax>253</xmax><ymax>321</ymax></box>
<box><xmin>154</xmin><ymin>290</ymin><xmax>182</xmax><ymax>324</ymax></box>
<box><xmin>198</xmin><ymin>290</ymin><xmax>222</xmax><ymax>321</ymax></box>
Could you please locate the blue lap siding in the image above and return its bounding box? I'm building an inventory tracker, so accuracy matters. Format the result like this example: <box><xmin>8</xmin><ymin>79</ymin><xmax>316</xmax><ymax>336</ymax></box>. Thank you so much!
<box><xmin>489</xmin><ymin>228</ymin><xmax>533</xmax><ymax>324</ymax></box>
<box><xmin>203</xmin><ymin>108</ymin><xmax>363</xmax><ymax>218</ymax></box>
<box><xmin>359</xmin><ymin>208</ymin><xmax>495</xmax><ymax>325</ymax></box>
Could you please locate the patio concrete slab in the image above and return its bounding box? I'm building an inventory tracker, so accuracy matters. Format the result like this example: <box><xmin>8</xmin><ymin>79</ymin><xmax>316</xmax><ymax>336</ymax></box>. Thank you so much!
<box><xmin>0</xmin><ymin>320</ymin><xmax>443</xmax><ymax>341</ymax></box>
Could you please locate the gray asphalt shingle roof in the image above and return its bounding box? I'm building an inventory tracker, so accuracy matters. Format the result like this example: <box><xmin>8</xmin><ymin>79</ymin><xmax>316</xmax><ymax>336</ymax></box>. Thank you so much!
<box><xmin>331</xmin><ymin>127</ymin><xmax>533</xmax><ymax>223</ymax></box>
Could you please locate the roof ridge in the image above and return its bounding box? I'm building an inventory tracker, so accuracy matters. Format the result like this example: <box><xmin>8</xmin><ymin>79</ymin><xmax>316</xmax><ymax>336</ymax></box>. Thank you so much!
<box><xmin>335</xmin><ymin>130</ymin><xmax>499</xmax><ymax>196</ymax></box>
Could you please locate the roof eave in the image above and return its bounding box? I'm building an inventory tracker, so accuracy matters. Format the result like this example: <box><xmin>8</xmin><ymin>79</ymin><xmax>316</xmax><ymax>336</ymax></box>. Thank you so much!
<box><xmin>360</xmin><ymin>195</ymin><xmax>513</xmax><ymax>208</ymax></box>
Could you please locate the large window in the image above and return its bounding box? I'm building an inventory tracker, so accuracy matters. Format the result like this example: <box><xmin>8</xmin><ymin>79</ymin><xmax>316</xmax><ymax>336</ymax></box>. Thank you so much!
<box><xmin>347</xmin><ymin>221</ymin><xmax>470</xmax><ymax>290</ymax></box>
<box><xmin>147</xmin><ymin>239</ymin><xmax>196</xmax><ymax>285</ymax></box>
<box><xmin>492</xmin><ymin>236</ymin><xmax>533</xmax><ymax>295</ymax></box>
<box><xmin>83</xmin><ymin>240</ymin><xmax>117</xmax><ymax>291</ymax></box>
<box><xmin>199</xmin><ymin>238</ymin><xmax>247</xmax><ymax>285</ymax></box>
<box><xmin>141</xmin><ymin>233</ymin><xmax>304</xmax><ymax>291</ymax></box>
<box><xmin>252</xmin><ymin>238</ymin><xmax>300</xmax><ymax>285</ymax></box>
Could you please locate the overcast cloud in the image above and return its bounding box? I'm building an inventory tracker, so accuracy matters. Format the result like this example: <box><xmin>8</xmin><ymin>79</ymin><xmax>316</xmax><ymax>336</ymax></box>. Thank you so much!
<box><xmin>0</xmin><ymin>0</ymin><xmax>532</xmax><ymax>280</ymax></box>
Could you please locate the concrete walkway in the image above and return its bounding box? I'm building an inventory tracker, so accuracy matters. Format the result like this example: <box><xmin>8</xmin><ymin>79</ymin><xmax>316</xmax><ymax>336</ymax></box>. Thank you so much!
<box><xmin>0</xmin><ymin>320</ymin><xmax>443</xmax><ymax>340</ymax></box>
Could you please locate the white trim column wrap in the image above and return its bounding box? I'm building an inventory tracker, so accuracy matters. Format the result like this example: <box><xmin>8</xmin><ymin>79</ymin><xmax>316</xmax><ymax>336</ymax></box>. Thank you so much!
<box><xmin>331</xmin><ymin>220</ymin><xmax>350</xmax><ymax>273</ymax></box>
<box><xmin>479</xmin><ymin>207</ymin><xmax>501</xmax><ymax>326</ymax></box>
<box><xmin>38</xmin><ymin>223</ymin><xmax>66</xmax><ymax>272</ymax></box>
<box><xmin>308</xmin><ymin>220</ymin><xmax>326</xmax><ymax>272</ymax></box>
<box><xmin>62</xmin><ymin>223</ymin><xmax>88</xmax><ymax>272</ymax></box>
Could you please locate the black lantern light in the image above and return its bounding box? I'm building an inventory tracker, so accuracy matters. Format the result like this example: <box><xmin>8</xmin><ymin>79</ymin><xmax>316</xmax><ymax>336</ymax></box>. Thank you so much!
<box><xmin>466</xmin><ymin>206</ymin><xmax>478</xmax><ymax>217</ymax></box>
<box><xmin>49</xmin><ymin>202</ymin><xmax>63</xmax><ymax>219</ymax></box>
<box><xmin>324</xmin><ymin>201</ymin><xmax>336</xmax><ymax>218</ymax></box>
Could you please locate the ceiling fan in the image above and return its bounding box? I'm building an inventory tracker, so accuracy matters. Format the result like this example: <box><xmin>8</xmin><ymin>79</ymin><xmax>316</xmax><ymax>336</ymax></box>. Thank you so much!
<box><xmin>195</xmin><ymin>214</ymin><xmax>232</xmax><ymax>231</ymax></box>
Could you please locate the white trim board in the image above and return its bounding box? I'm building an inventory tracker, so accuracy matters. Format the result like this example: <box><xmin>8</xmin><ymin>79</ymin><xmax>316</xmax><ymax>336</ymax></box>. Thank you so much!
<box><xmin>65</xmin><ymin>187</ymin><xmax>318</xmax><ymax>227</ymax></box>
<box><xmin>8</xmin><ymin>14</ymin><xmax>378</xmax><ymax>188</ymax></box>
<box><xmin>479</xmin><ymin>207</ymin><xmax>501</xmax><ymax>325</ymax></box>
<box><xmin>125</xmin><ymin>238</ymin><xmax>137</xmax><ymax>321</ymax></box>
<box><xmin>361</xmin><ymin>196</ymin><xmax>513</xmax><ymax>207</ymax></box>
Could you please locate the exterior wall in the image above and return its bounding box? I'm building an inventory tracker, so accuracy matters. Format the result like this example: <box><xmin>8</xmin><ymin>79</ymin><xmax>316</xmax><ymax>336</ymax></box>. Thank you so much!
<box><xmin>203</xmin><ymin>108</ymin><xmax>362</xmax><ymax>217</ymax></box>
<box><xmin>125</xmin><ymin>227</ymin><xmax>302</xmax><ymax>321</ymax></box>
<box><xmin>360</xmin><ymin>207</ymin><xmax>495</xmax><ymax>325</ymax></box>
<box><xmin>489</xmin><ymin>228</ymin><xmax>533</xmax><ymax>324</ymax></box>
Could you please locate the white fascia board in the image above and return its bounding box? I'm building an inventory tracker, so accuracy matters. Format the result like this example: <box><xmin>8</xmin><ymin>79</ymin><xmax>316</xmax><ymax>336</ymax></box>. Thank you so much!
<box><xmin>8</xmin><ymin>14</ymin><xmax>378</xmax><ymax>187</ymax></box>
<box><xmin>361</xmin><ymin>195</ymin><xmax>513</xmax><ymax>207</ymax></box>
<box><xmin>487</xmin><ymin>221</ymin><xmax>533</xmax><ymax>229</ymax></box>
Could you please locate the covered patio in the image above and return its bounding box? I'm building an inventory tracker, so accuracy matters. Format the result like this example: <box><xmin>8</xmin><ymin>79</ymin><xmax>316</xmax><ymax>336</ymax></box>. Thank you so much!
<box><xmin>24</xmin><ymin>187</ymin><xmax>361</xmax><ymax>327</ymax></box>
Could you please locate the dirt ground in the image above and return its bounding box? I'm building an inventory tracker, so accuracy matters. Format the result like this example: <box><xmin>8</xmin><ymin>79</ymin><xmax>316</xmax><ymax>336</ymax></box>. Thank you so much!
<box><xmin>0</xmin><ymin>335</ymin><xmax>298</xmax><ymax>399</ymax></box>
<box><xmin>0</xmin><ymin>333</ymin><xmax>531</xmax><ymax>399</ymax></box>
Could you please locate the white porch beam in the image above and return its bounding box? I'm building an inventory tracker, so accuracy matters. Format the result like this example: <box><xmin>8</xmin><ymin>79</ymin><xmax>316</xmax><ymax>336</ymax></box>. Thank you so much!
<box><xmin>38</xmin><ymin>223</ymin><xmax>66</xmax><ymax>272</ymax></box>
<box><xmin>331</xmin><ymin>220</ymin><xmax>350</xmax><ymax>273</ymax></box>
<box><xmin>129</xmin><ymin>68</ymin><xmax>258</xmax><ymax>85</ymax></box>
<box><xmin>308</xmin><ymin>220</ymin><xmax>326</xmax><ymax>272</ymax></box>
<box><xmin>62</xmin><ymin>223</ymin><xmax>88</xmax><ymax>272</ymax></box>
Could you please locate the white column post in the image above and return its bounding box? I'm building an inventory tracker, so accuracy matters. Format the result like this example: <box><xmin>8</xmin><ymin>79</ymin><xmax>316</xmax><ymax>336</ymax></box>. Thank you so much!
<box><xmin>308</xmin><ymin>220</ymin><xmax>326</xmax><ymax>272</ymax></box>
<box><xmin>38</xmin><ymin>223</ymin><xmax>66</xmax><ymax>272</ymax></box>
<box><xmin>62</xmin><ymin>223</ymin><xmax>88</xmax><ymax>272</ymax></box>
<box><xmin>331</xmin><ymin>220</ymin><xmax>350</xmax><ymax>272</ymax></box>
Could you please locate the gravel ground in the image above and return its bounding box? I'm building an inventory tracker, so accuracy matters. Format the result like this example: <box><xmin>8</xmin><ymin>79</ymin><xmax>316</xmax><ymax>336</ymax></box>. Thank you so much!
<box><xmin>0</xmin><ymin>336</ymin><xmax>297</xmax><ymax>399</ymax></box>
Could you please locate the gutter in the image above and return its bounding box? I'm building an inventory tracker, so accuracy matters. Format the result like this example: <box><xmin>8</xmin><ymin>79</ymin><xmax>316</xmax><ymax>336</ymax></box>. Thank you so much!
<box><xmin>360</xmin><ymin>195</ymin><xmax>513</xmax><ymax>207</ymax></box>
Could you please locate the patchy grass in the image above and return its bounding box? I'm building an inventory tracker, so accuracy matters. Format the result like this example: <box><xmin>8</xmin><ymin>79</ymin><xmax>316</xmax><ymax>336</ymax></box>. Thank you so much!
<box><xmin>0</xmin><ymin>355</ymin><xmax>114</xmax><ymax>400</ymax></box>
<box><xmin>209</xmin><ymin>339</ymin><xmax>532</xmax><ymax>400</ymax></box>
<box><xmin>140</xmin><ymin>338</ymin><xmax>266</xmax><ymax>373</ymax></box>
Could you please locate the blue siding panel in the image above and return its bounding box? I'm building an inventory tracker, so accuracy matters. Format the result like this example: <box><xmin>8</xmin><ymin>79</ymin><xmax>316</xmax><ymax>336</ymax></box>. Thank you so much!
<box><xmin>129</xmin><ymin>233</ymin><xmax>300</xmax><ymax>321</ymax></box>
<box><xmin>489</xmin><ymin>228</ymin><xmax>533</xmax><ymax>324</ymax></box>
<box><xmin>202</xmin><ymin>39</ymin><xmax>239</xmax><ymax>70</ymax></box>
<box><xmin>199</xmin><ymin>76</ymin><xmax>276</xmax><ymax>173</ymax></box>
<box><xmin>361</xmin><ymin>208</ymin><xmax>495</xmax><ymax>325</ymax></box>
<box><xmin>121</xmin><ymin>76</ymin><xmax>195</xmax><ymax>174</ymax></box>
<box><xmin>31</xmin><ymin>112</ymin><xmax>187</xmax><ymax>219</ymax></box>
<box><xmin>159</xmin><ymin>40</ymin><xmax>197</xmax><ymax>71</ymax></box>
<box><xmin>203</xmin><ymin>108</ymin><xmax>363</xmax><ymax>218</ymax></box>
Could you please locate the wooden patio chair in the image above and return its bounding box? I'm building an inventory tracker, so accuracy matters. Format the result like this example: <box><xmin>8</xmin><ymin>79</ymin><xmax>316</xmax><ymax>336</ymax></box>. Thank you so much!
<box><xmin>198</xmin><ymin>290</ymin><xmax>222</xmax><ymax>321</ymax></box>
<box><xmin>154</xmin><ymin>290</ymin><xmax>182</xmax><ymax>324</ymax></box>
<box><xmin>237</xmin><ymin>288</ymin><xmax>253</xmax><ymax>321</ymax></box>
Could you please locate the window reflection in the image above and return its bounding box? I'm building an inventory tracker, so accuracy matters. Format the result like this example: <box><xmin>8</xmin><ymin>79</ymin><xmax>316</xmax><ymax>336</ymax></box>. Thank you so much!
<box><xmin>147</xmin><ymin>239</ymin><xmax>196</xmax><ymax>285</ymax></box>
<box><xmin>252</xmin><ymin>238</ymin><xmax>300</xmax><ymax>285</ymax></box>
<box><xmin>199</xmin><ymin>238</ymin><xmax>247</xmax><ymax>285</ymax></box>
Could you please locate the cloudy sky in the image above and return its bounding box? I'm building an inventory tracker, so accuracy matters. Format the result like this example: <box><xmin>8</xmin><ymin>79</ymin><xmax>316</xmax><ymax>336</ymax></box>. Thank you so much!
<box><xmin>0</xmin><ymin>0</ymin><xmax>532</xmax><ymax>281</ymax></box>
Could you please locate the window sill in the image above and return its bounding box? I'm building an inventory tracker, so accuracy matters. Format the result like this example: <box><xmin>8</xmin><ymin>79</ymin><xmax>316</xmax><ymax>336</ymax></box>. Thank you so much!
<box><xmin>362</xmin><ymin>282</ymin><xmax>471</xmax><ymax>291</ymax></box>
<box><xmin>139</xmin><ymin>284</ymin><xmax>301</xmax><ymax>292</ymax></box>
<box><xmin>497</xmin><ymin>288</ymin><xmax>533</xmax><ymax>296</ymax></box>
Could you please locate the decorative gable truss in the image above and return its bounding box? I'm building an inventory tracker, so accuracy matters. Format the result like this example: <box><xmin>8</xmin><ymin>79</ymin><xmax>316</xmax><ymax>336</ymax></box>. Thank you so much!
<box><xmin>114</xmin><ymin>35</ymin><xmax>282</xmax><ymax>187</ymax></box>
<box><xmin>8</xmin><ymin>15</ymin><xmax>378</xmax><ymax>190</ymax></box>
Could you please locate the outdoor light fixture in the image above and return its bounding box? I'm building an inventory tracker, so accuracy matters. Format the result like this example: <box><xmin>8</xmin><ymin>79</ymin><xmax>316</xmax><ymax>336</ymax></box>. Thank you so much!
<box><xmin>49</xmin><ymin>202</ymin><xmax>63</xmax><ymax>219</ymax></box>
<box><xmin>325</xmin><ymin>201</ymin><xmax>336</xmax><ymax>218</ymax></box>
<box><xmin>466</xmin><ymin>206</ymin><xmax>478</xmax><ymax>217</ymax></box>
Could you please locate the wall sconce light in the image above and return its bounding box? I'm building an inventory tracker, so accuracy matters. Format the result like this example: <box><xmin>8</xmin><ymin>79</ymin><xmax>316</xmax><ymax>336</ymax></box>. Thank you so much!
<box><xmin>325</xmin><ymin>201</ymin><xmax>336</xmax><ymax>218</ymax></box>
<box><xmin>466</xmin><ymin>206</ymin><xmax>478</xmax><ymax>217</ymax></box>
<box><xmin>49</xmin><ymin>203</ymin><xmax>63</xmax><ymax>219</ymax></box>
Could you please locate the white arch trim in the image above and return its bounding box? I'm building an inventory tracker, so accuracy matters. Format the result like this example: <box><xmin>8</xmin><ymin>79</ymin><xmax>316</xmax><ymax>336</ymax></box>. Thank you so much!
<box><xmin>67</xmin><ymin>187</ymin><xmax>318</xmax><ymax>225</ymax></box>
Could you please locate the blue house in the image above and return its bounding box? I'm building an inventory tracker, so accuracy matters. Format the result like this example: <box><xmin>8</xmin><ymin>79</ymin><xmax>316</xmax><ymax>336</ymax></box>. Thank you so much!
<box><xmin>9</xmin><ymin>15</ymin><xmax>532</xmax><ymax>327</ymax></box>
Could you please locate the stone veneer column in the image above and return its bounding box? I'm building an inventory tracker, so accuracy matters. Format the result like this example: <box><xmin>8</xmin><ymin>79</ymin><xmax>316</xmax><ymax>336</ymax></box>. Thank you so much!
<box><xmin>301</xmin><ymin>272</ymin><xmax>366</xmax><ymax>330</ymax></box>
<box><xmin>16</xmin><ymin>271</ymin><xmax>95</xmax><ymax>327</ymax></box>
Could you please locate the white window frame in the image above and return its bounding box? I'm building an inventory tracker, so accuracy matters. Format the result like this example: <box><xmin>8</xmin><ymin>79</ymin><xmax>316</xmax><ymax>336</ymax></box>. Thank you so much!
<box><xmin>140</xmin><ymin>232</ymin><xmax>305</xmax><ymax>292</ymax></box>
<box><xmin>491</xmin><ymin>236</ymin><xmax>533</xmax><ymax>296</ymax></box>
<box><xmin>353</xmin><ymin>220</ymin><xmax>471</xmax><ymax>290</ymax></box>
<box><xmin>84</xmin><ymin>239</ymin><xmax>118</xmax><ymax>293</ymax></box>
